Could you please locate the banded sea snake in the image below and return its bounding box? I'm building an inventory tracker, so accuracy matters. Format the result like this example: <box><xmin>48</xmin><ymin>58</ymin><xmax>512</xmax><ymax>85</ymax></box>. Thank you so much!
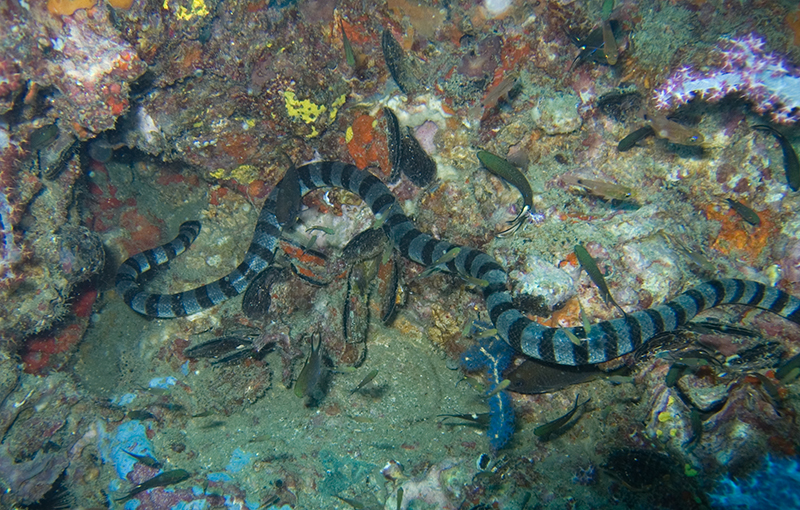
<box><xmin>117</xmin><ymin>161</ymin><xmax>800</xmax><ymax>366</ymax></box>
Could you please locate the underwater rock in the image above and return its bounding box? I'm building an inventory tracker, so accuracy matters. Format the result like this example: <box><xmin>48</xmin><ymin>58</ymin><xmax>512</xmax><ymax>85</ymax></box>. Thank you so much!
<box><xmin>530</xmin><ymin>91</ymin><xmax>582</xmax><ymax>135</ymax></box>
<box><xmin>676</xmin><ymin>374</ymin><xmax>728</xmax><ymax>412</ymax></box>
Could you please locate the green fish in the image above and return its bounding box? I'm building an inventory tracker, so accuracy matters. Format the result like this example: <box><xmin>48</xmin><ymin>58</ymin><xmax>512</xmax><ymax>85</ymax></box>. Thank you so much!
<box><xmin>574</xmin><ymin>244</ymin><xmax>625</xmax><ymax>316</ymax></box>
<box><xmin>477</xmin><ymin>150</ymin><xmax>534</xmax><ymax>236</ymax></box>
<box><xmin>418</xmin><ymin>247</ymin><xmax>461</xmax><ymax>278</ymax></box>
<box><xmin>340</xmin><ymin>20</ymin><xmax>356</xmax><ymax>68</ymax></box>
<box><xmin>726</xmin><ymin>198</ymin><xmax>761</xmax><ymax>226</ymax></box>
<box><xmin>777</xmin><ymin>352</ymin><xmax>800</xmax><ymax>383</ymax></box>
<box><xmin>618</xmin><ymin>125</ymin><xmax>655</xmax><ymax>152</ymax></box>
<box><xmin>753</xmin><ymin>125</ymin><xmax>799</xmax><ymax>191</ymax></box>
<box><xmin>349</xmin><ymin>369</ymin><xmax>379</xmax><ymax>395</ymax></box>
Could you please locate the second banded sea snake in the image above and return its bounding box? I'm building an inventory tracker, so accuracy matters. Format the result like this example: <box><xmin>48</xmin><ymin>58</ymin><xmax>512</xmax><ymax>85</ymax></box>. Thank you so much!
<box><xmin>117</xmin><ymin>162</ymin><xmax>800</xmax><ymax>366</ymax></box>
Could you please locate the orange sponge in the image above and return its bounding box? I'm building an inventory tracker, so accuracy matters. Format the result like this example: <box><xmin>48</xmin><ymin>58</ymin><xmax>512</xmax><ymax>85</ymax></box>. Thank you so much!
<box><xmin>107</xmin><ymin>0</ymin><xmax>134</xmax><ymax>9</ymax></box>
<box><xmin>47</xmin><ymin>0</ymin><xmax>97</xmax><ymax>16</ymax></box>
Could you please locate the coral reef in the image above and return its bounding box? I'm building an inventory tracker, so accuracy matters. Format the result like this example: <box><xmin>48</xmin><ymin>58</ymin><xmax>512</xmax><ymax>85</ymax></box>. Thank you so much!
<box><xmin>710</xmin><ymin>456</ymin><xmax>800</xmax><ymax>509</ymax></box>
<box><xmin>0</xmin><ymin>0</ymin><xmax>798</xmax><ymax>508</ymax></box>
<box><xmin>654</xmin><ymin>34</ymin><xmax>800</xmax><ymax>123</ymax></box>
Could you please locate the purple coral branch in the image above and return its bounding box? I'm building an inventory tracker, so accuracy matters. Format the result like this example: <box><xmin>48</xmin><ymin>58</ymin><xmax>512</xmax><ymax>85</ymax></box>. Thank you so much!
<box><xmin>653</xmin><ymin>34</ymin><xmax>800</xmax><ymax>124</ymax></box>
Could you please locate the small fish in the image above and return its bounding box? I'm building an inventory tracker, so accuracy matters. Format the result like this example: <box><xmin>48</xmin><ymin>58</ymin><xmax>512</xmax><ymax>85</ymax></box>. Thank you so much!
<box><xmin>340</xmin><ymin>20</ymin><xmax>356</xmax><ymax>68</ymax></box>
<box><xmin>776</xmin><ymin>352</ymin><xmax>800</xmax><ymax>383</ymax></box>
<box><xmin>477</xmin><ymin>150</ymin><xmax>534</xmax><ymax>236</ymax></box>
<box><xmin>601</xmin><ymin>19</ymin><xmax>618</xmax><ymax>65</ymax></box>
<box><xmin>657</xmin><ymin>231</ymin><xmax>716</xmax><ymax>273</ymax></box>
<box><xmin>418</xmin><ymin>247</ymin><xmax>461</xmax><ymax>278</ymax></box>
<box><xmin>115</xmin><ymin>469</ymin><xmax>191</xmax><ymax>503</ymax></box>
<box><xmin>474</xmin><ymin>327</ymin><xmax>498</xmax><ymax>340</ymax></box>
<box><xmin>686</xmin><ymin>408</ymin><xmax>703</xmax><ymax>451</ymax></box>
<box><xmin>457</xmin><ymin>271</ymin><xmax>489</xmax><ymax>288</ymax></box>
<box><xmin>348</xmin><ymin>415</ymin><xmax>375</xmax><ymax>423</ymax></box>
<box><xmin>438</xmin><ymin>412</ymin><xmax>491</xmax><ymax>428</ymax></box>
<box><xmin>486</xmin><ymin>379</ymin><xmax>511</xmax><ymax>397</ymax></box>
<box><xmin>726</xmin><ymin>198</ymin><xmax>761</xmax><ymax>226</ymax></box>
<box><xmin>534</xmin><ymin>395</ymin><xmax>591</xmax><ymax>438</ymax></box>
<box><xmin>295</xmin><ymin>333</ymin><xmax>325</xmax><ymax>398</ymax></box>
<box><xmin>617</xmin><ymin>125</ymin><xmax>655</xmax><ymax>151</ymax></box>
<box><xmin>567</xmin><ymin>20</ymin><xmax>621</xmax><ymax>71</ymax></box>
<box><xmin>562</xmin><ymin>176</ymin><xmax>633</xmax><ymax>201</ymax></box>
<box><xmin>349</xmin><ymin>369</ymin><xmax>379</xmax><ymax>395</ymax></box>
<box><xmin>335</xmin><ymin>495</ymin><xmax>366</xmax><ymax>509</ymax></box>
<box><xmin>123</xmin><ymin>450</ymin><xmax>162</xmax><ymax>469</ymax></box>
<box><xmin>274</xmin><ymin>164</ymin><xmax>301</xmax><ymax>227</ymax></box>
<box><xmin>646</xmin><ymin>114</ymin><xmax>704</xmax><ymax>146</ymax></box>
<box><xmin>665</xmin><ymin>364</ymin><xmax>688</xmax><ymax>387</ymax></box>
<box><xmin>579</xmin><ymin>301</ymin><xmax>592</xmax><ymax>335</ymax></box>
<box><xmin>562</xmin><ymin>328</ymin><xmax>583</xmax><ymax>346</ymax></box>
<box><xmin>306</xmin><ymin>225</ymin><xmax>335</xmax><ymax>235</ymax></box>
<box><xmin>396</xmin><ymin>487</ymin><xmax>404</xmax><ymax>510</ymax></box>
<box><xmin>573</xmin><ymin>244</ymin><xmax>625</xmax><ymax>316</ymax></box>
<box><xmin>126</xmin><ymin>410</ymin><xmax>156</xmax><ymax>421</ymax></box>
<box><xmin>749</xmin><ymin>372</ymin><xmax>781</xmax><ymax>403</ymax></box>
<box><xmin>604</xmin><ymin>374</ymin><xmax>634</xmax><ymax>385</ymax></box>
<box><xmin>601</xmin><ymin>0</ymin><xmax>615</xmax><ymax>20</ymax></box>
<box><xmin>752</xmin><ymin>124</ymin><xmax>799</xmax><ymax>191</ymax></box>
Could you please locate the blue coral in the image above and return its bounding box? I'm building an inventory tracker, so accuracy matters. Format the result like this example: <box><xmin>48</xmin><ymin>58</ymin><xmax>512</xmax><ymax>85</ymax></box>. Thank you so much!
<box><xmin>461</xmin><ymin>336</ymin><xmax>516</xmax><ymax>451</ymax></box>
<box><xmin>709</xmin><ymin>456</ymin><xmax>800</xmax><ymax>510</ymax></box>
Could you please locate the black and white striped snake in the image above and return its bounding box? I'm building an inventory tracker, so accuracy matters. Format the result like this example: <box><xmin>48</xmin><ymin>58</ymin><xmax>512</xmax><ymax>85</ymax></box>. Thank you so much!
<box><xmin>116</xmin><ymin>162</ymin><xmax>800</xmax><ymax>366</ymax></box>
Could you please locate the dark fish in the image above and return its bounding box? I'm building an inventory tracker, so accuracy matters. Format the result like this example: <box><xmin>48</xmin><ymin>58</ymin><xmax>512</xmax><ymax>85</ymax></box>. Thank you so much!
<box><xmin>617</xmin><ymin>125</ymin><xmax>654</xmax><ymax>151</ymax></box>
<box><xmin>384</xmin><ymin>107</ymin><xmax>402</xmax><ymax>183</ymax></box>
<box><xmin>665</xmin><ymin>364</ymin><xmax>687</xmax><ymax>387</ymax></box>
<box><xmin>28</xmin><ymin>123</ymin><xmax>59</xmax><ymax>150</ymax></box>
<box><xmin>274</xmin><ymin>164</ymin><xmax>301</xmax><ymax>227</ymax></box>
<box><xmin>185</xmin><ymin>336</ymin><xmax>253</xmax><ymax>361</ymax></box>
<box><xmin>114</xmin><ymin>469</ymin><xmax>191</xmax><ymax>502</ymax></box>
<box><xmin>438</xmin><ymin>412</ymin><xmax>491</xmax><ymax>428</ymax></box>
<box><xmin>686</xmin><ymin>408</ymin><xmax>703</xmax><ymax>451</ymax></box>
<box><xmin>506</xmin><ymin>358</ymin><xmax>603</xmax><ymax>394</ymax></box>
<box><xmin>383</xmin><ymin>107</ymin><xmax>437</xmax><ymax>186</ymax></box>
<box><xmin>342</xmin><ymin>228</ymin><xmax>388</xmax><ymax>263</ymax></box>
<box><xmin>376</xmin><ymin>250</ymin><xmax>400</xmax><ymax>323</ymax></box>
<box><xmin>295</xmin><ymin>333</ymin><xmax>325</xmax><ymax>398</ymax></box>
<box><xmin>381</xmin><ymin>29</ymin><xmax>415</xmax><ymax>95</ymax></box>
<box><xmin>39</xmin><ymin>130</ymin><xmax>79</xmax><ymax>180</ymax></box>
<box><xmin>567</xmin><ymin>19</ymin><xmax>621</xmax><ymax>71</ymax></box>
<box><xmin>534</xmin><ymin>394</ymin><xmax>591</xmax><ymax>438</ymax></box>
<box><xmin>349</xmin><ymin>369</ymin><xmax>379</xmax><ymax>395</ymax></box>
<box><xmin>399</xmin><ymin>129</ymin><xmax>437</xmax><ymax>187</ymax></box>
<box><xmin>126</xmin><ymin>410</ymin><xmax>156</xmax><ymax>421</ymax></box>
<box><xmin>752</xmin><ymin>125</ymin><xmax>799</xmax><ymax>191</ymax></box>
<box><xmin>726</xmin><ymin>198</ymin><xmax>761</xmax><ymax>226</ymax></box>
<box><xmin>343</xmin><ymin>261</ymin><xmax>373</xmax><ymax>348</ymax></box>
<box><xmin>602</xmin><ymin>449</ymin><xmax>673</xmax><ymax>491</ymax></box>
<box><xmin>123</xmin><ymin>450</ymin><xmax>162</xmax><ymax>469</ymax></box>
<box><xmin>477</xmin><ymin>150</ymin><xmax>534</xmax><ymax>236</ymax></box>
<box><xmin>242</xmin><ymin>266</ymin><xmax>284</xmax><ymax>321</ymax></box>
<box><xmin>574</xmin><ymin>244</ymin><xmax>625</xmax><ymax>316</ymax></box>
